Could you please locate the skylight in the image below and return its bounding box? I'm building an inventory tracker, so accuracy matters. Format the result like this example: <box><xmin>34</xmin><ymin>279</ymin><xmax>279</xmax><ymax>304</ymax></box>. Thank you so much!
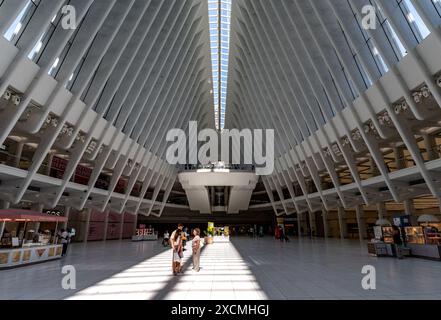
<box><xmin>208</xmin><ymin>0</ymin><xmax>232</xmax><ymax>130</ymax></box>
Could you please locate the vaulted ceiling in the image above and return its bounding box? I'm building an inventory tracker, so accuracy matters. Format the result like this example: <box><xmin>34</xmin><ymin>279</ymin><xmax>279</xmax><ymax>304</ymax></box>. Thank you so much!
<box><xmin>1</xmin><ymin>0</ymin><xmax>441</xmax><ymax>217</ymax></box>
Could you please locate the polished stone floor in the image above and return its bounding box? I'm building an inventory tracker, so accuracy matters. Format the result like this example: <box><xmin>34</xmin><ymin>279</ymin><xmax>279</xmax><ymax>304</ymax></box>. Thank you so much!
<box><xmin>1</xmin><ymin>237</ymin><xmax>441</xmax><ymax>300</ymax></box>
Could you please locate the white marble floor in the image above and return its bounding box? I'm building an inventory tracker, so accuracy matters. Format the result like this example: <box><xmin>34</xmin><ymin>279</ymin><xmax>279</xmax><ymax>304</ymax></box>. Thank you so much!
<box><xmin>1</xmin><ymin>237</ymin><xmax>441</xmax><ymax>300</ymax></box>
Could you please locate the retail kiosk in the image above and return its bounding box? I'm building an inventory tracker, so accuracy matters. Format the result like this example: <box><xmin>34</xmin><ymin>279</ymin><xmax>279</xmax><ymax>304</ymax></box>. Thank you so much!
<box><xmin>405</xmin><ymin>215</ymin><xmax>441</xmax><ymax>260</ymax></box>
<box><xmin>0</xmin><ymin>210</ymin><xmax>65</xmax><ymax>269</ymax></box>
<box><xmin>367</xmin><ymin>219</ymin><xmax>396</xmax><ymax>257</ymax></box>
<box><xmin>212</xmin><ymin>225</ymin><xmax>230</xmax><ymax>243</ymax></box>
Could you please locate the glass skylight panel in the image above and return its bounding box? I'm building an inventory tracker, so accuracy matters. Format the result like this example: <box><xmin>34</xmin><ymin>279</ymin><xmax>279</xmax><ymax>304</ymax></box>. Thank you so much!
<box><xmin>3</xmin><ymin>1</ymin><xmax>32</xmax><ymax>42</ymax></box>
<box><xmin>208</xmin><ymin>0</ymin><xmax>231</xmax><ymax>130</ymax></box>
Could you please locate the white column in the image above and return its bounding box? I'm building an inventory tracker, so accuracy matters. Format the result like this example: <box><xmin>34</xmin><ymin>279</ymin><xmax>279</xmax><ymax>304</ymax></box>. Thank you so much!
<box><xmin>31</xmin><ymin>203</ymin><xmax>43</xmax><ymax>232</ymax></box>
<box><xmin>322</xmin><ymin>207</ymin><xmax>329</xmax><ymax>238</ymax></box>
<box><xmin>84</xmin><ymin>208</ymin><xmax>92</xmax><ymax>243</ymax></box>
<box><xmin>63</xmin><ymin>206</ymin><xmax>71</xmax><ymax>230</ymax></box>
<box><xmin>0</xmin><ymin>200</ymin><xmax>9</xmax><ymax>239</ymax></box>
<box><xmin>46</xmin><ymin>152</ymin><xmax>55</xmax><ymax>176</ymax></box>
<box><xmin>422</xmin><ymin>134</ymin><xmax>438</xmax><ymax>161</ymax></box>
<box><xmin>376</xmin><ymin>202</ymin><xmax>387</xmax><ymax>221</ymax></box>
<box><xmin>393</xmin><ymin>147</ymin><xmax>406</xmax><ymax>170</ymax></box>
<box><xmin>14</xmin><ymin>140</ymin><xmax>25</xmax><ymax>168</ymax></box>
<box><xmin>355</xmin><ymin>205</ymin><xmax>367</xmax><ymax>240</ymax></box>
<box><xmin>103</xmin><ymin>210</ymin><xmax>110</xmax><ymax>242</ymax></box>
<box><xmin>308</xmin><ymin>210</ymin><xmax>316</xmax><ymax>237</ymax></box>
<box><xmin>337</xmin><ymin>207</ymin><xmax>348</xmax><ymax>239</ymax></box>
<box><xmin>404</xmin><ymin>199</ymin><xmax>418</xmax><ymax>225</ymax></box>
<box><xmin>119</xmin><ymin>213</ymin><xmax>125</xmax><ymax>240</ymax></box>
<box><xmin>0</xmin><ymin>221</ymin><xmax>5</xmax><ymax>240</ymax></box>
<box><xmin>0</xmin><ymin>200</ymin><xmax>10</xmax><ymax>209</ymax></box>
<box><xmin>132</xmin><ymin>213</ymin><xmax>138</xmax><ymax>235</ymax></box>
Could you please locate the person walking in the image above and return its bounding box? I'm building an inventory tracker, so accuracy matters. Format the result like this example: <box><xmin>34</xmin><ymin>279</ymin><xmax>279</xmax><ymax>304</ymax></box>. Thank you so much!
<box><xmin>192</xmin><ymin>228</ymin><xmax>201</xmax><ymax>272</ymax></box>
<box><xmin>182</xmin><ymin>227</ymin><xmax>188</xmax><ymax>251</ymax></box>
<box><xmin>279</xmin><ymin>226</ymin><xmax>290</xmax><ymax>242</ymax></box>
<box><xmin>279</xmin><ymin>226</ymin><xmax>285</xmax><ymax>242</ymax></box>
<box><xmin>392</xmin><ymin>225</ymin><xmax>404</xmax><ymax>259</ymax></box>
<box><xmin>171</xmin><ymin>229</ymin><xmax>183</xmax><ymax>276</ymax></box>
<box><xmin>163</xmin><ymin>230</ymin><xmax>170</xmax><ymax>247</ymax></box>
<box><xmin>59</xmin><ymin>229</ymin><xmax>70</xmax><ymax>257</ymax></box>
<box><xmin>259</xmin><ymin>225</ymin><xmax>264</xmax><ymax>238</ymax></box>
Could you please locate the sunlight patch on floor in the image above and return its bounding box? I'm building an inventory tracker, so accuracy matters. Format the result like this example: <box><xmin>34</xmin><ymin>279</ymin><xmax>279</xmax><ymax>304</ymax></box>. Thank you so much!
<box><xmin>163</xmin><ymin>242</ymin><xmax>268</xmax><ymax>300</ymax></box>
<box><xmin>66</xmin><ymin>245</ymin><xmax>191</xmax><ymax>300</ymax></box>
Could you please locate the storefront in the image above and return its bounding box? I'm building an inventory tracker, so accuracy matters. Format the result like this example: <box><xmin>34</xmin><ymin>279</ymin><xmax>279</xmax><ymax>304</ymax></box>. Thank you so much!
<box><xmin>132</xmin><ymin>225</ymin><xmax>158</xmax><ymax>241</ymax></box>
<box><xmin>0</xmin><ymin>210</ymin><xmax>66</xmax><ymax>269</ymax></box>
<box><xmin>405</xmin><ymin>215</ymin><xmax>441</xmax><ymax>260</ymax></box>
<box><xmin>367</xmin><ymin>224</ymin><xmax>396</xmax><ymax>257</ymax></box>
<box><xmin>367</xmin><ymin>215</ymin><xmax>441</xmax><ymax>260</ymax></box>
<box><xmin>212</xmin><ymin>225</ymin><xmax>230</xmax><ymax>243</ymax></box>
<box><xmin>202</xmin><ymin>222</ymin><xmax>230</xmax><ymax>244</ymax></box>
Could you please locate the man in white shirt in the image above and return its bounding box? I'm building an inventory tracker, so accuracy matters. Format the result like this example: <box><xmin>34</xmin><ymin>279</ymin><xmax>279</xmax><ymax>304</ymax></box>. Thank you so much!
<box><xmin>59</xmin><ymin>229</ymin><xmax>70</xmax><ymax>257</ymax></box>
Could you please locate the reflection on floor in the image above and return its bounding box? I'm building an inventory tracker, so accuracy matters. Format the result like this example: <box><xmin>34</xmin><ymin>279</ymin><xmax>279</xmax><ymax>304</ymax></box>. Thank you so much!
<box><xmin>1</xmin><ymin>237</ymin><xmax>441</xmax><ymax>300</ymax></box>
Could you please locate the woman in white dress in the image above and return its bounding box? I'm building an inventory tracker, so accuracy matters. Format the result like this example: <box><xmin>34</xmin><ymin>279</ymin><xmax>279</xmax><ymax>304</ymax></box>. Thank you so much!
<box><xmin>171</xmin><ymin>229</ymin><xmax>183</xmax><ymax>275</ymax></box>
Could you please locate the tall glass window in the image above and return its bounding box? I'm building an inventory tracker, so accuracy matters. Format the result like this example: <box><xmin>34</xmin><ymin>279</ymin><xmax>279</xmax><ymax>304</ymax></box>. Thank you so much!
<box><xmin>370</xmin><ymin>0</ymin><xmax>407</xmax><ymax>61</ymax></box>
<box><xmin>3</xmin><ymin>0</ymin><xmax>40</xmax><ymax>44</ymax></box>
<box><xmin>432</xmin><ymin>0</ymin><xmax>441</xmax><ymax>18</ymax></box>
<box><xmin>27</xmin><ymin>0</ymin><xmax>68</xmax><ymax>62</ymax></box>
<box><xmin>397</xmin><ymin>0</ymin><xmax>431</xmax><ymax>43</ymax></box>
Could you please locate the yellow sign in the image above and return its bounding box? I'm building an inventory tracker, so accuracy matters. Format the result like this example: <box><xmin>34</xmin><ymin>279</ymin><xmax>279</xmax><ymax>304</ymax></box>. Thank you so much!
<box><xmin>208</xmin><ymin>222</ymin><xmax>214</xmax><ymax>233</ymax></box>
<box><xmin>276</xmin><ymin>217</ymin><xmax>285</xmax><ymax>225</ymax></box>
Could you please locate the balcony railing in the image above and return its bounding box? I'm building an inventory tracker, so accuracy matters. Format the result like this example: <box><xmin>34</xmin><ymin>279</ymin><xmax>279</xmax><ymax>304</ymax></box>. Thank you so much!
<box><xmin>178</xmin><ymin>162</ymin><xmax>255</xmax><ymax>173</ymax></box>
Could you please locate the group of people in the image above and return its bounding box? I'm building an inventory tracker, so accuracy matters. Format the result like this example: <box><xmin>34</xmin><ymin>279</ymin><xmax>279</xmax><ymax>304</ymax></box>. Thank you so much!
<box><xmin>167</xmin><ymin>224</ymin><xmax>201</xmax><ymax>276</ymax></box>
<box><xmin>249</xmin><ymin>225</ymin><xmax>265</xmax><ymax>238</ymax></box>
